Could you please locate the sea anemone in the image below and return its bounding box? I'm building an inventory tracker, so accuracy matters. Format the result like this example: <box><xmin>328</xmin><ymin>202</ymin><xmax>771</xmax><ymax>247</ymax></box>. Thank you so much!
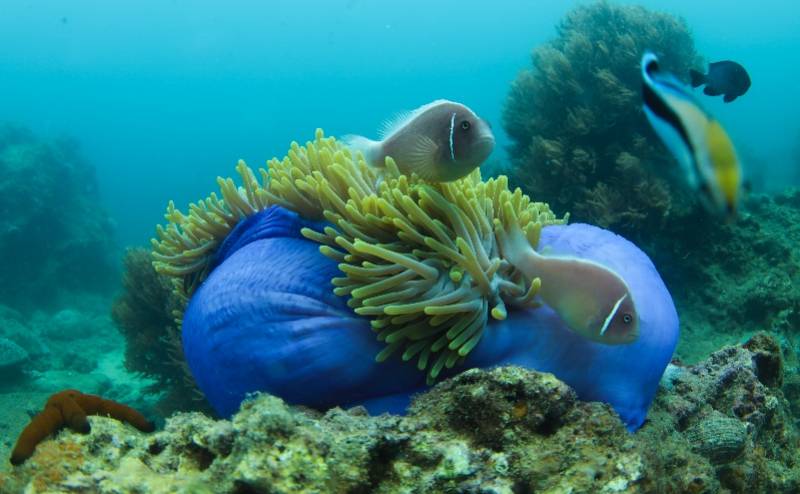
<box><xmin>152</xmin><ymin>129</ymin><xmax>565</xmax><ymax>383</ymax></box>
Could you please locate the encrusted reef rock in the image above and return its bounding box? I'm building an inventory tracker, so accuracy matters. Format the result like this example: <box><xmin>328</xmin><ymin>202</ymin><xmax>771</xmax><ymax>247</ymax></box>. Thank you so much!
<box><xmin>503</xmin><ymin>1</ymin><xmax>701</xmax><ymax>235</ymax></box>
<box><xmin>0</xmin><ymin>123</ymin><xmax>118</xmax><ymax>312</ymax></box>
<box><xmin>1</xmin><ymin>334</ymin><xmax>797</xmax><ymax>493</ymax></box>
<box><xmin>663</xmin><ymin>191</ymin><xmax>800</xmax><ymax>362</ymax></box>
<box><xmin>644</xmin><ymin>332</ymin><xmax>800</xmax><ymax>493</ymax></box>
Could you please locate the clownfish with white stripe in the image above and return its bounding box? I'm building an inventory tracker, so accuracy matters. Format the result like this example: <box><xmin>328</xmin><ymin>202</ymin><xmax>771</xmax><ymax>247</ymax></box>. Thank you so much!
<box><xmin>641</xmin><ymin>52</ymin><xmax>742</xmax><ymax>216</ymax></box>
<box><xmin>344</xmin><ymin>99</ymin><xmax>495</xmax><ymax>182</ymax></box>
<box><xmin>493</xmin><ymin>211</ymin><xmax>639</xmax><ymax>345</ymax></box>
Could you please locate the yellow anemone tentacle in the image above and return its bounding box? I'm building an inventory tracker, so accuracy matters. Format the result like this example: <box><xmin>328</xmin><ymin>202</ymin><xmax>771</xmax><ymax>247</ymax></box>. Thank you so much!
<box><xmin>151</xmin><ymin>129</ymin><xmax>566</xmax><ymax>383</ymax></box>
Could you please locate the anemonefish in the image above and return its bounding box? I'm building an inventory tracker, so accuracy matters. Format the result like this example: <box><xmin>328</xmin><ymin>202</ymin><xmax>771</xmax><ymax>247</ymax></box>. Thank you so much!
<box><xmin>494</xmin><ymin>210</ymin><xmax>639</xmax><ymax>345</ymax></box>
<box><xmin>344</xmin><ymin>99</ymin><xmax>495</xmax><ymax>183</ymax></box>
<box><xmin>641</xmin><ymin>52</ymin><xmax>742</xmax><ymax>215</ymax></box>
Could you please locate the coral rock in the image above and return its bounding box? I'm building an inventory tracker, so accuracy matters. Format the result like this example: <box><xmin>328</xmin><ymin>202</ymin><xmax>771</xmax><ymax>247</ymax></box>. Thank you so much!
<box><xmin>0</xmin><ymin>337</ymin><xmax>28</xmax><ymax>373</ymax></box>
<box><xmin>1</xmin><ymin>342</ymin><xmax>797</xmax><ymax>493</ymax></box>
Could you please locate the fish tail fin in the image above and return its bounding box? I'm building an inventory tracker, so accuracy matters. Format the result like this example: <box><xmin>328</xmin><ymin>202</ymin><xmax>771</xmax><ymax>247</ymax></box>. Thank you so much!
<box><xmin>342</xmin><ymin>134</ymin><xmax>383</xmax><ymax>168</ymax></box>
<box><xmin>689</xmin><ymin>69</ymin><xmax>706</xmax><ymax>88</ymax></box>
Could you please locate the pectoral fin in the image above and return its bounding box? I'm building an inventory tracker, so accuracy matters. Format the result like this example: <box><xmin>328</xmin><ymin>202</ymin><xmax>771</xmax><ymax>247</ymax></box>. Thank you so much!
<box><xmin>402</xmin><ymin>134</ymin><xmax>439</xmax><ymax>180</ymax></box>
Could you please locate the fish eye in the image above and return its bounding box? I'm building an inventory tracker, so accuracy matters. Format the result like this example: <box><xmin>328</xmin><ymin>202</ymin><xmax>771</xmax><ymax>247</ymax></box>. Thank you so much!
<box><xmin>622</xmin><ymin>313</ymin><xmax>633</xmax><ymax>324</ymax></box>
<box><xmin>460</xmin><ymin>120</ymin><xmax>471</xmax><ymax>131</ymax></box>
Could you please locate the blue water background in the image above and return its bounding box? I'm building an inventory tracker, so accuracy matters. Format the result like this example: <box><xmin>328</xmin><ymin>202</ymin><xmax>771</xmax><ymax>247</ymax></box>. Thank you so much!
<box><xmin>1</xmin><ymin>0</ymin><xmax>798</xmax><ymax>246</ymax></box>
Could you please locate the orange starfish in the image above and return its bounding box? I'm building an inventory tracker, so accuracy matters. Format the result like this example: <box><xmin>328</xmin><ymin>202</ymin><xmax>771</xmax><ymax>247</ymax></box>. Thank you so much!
<box><xmin>10</xmin><ymin>389</ymin><xmax>155</xmax><ymax>466</ymax></box>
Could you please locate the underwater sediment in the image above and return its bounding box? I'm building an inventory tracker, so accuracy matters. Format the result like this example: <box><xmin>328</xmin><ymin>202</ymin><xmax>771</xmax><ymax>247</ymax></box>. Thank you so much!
<box><xmin>1</xmin><ymin>333</ymin><xmax>797</xmax><ymax>493</ymax></box>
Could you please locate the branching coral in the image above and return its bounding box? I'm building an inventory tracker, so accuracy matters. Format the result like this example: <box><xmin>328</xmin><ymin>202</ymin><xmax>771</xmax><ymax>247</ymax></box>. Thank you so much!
<box><xmin>503</xmin><ymin>1</ymin><xmax>701</xmax><ymax>236</ymax></box>
<box><xmin>152</xmin><ymin>130</ymin><xmax>565</xmax><ymax>383</ymax></box>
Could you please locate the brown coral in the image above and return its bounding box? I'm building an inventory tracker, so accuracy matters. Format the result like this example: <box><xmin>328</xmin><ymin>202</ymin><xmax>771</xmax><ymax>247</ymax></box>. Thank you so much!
<box><xmin>10</xmin><ymin>389</ymin><xmax>154</xmax><ymax>466</ymax></box>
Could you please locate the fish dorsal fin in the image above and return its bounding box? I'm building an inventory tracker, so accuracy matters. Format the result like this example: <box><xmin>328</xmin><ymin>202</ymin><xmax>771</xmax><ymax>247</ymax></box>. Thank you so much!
<box><xmin>378</xmin><ymin>111</ymin><xmax>413</xmax><ymax>140</ymax></box>
<box><xmin>402</xmin><ymin>134</ymin><xmax>439</xmax><ymax>180</ymax></box>
<box><xmin>378</xmin><ymin>99</ymin><xmax>456</xmax><ymax>140</ymax></box>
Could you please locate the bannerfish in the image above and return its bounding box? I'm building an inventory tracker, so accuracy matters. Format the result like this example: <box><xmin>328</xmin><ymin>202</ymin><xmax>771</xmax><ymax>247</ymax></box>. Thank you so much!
<box><xmin>641</xmin><ymin>52</ymin><xmax>742</xmax><ymax>215</ymax></box>
<box><xmin>690</xmin><ymin>60</ymin><xmax>751</xmax><ymax>103</ymax></box>
<box><xmin>494</xmin><ymin>213</ymin><xmax>639</xmax><ymax>345</ymax></box>
<box><xmin>344</xmin><ymin>99</ymin><xmax>495</xmax><ymax>182</ymax></box>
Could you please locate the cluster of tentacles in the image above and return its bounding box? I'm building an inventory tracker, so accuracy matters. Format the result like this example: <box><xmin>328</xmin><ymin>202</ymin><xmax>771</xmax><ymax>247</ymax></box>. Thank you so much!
<box><xmin>152</xmin><ymin>129</ymin><xmax>565</xmax><ymax>383</ymax></box>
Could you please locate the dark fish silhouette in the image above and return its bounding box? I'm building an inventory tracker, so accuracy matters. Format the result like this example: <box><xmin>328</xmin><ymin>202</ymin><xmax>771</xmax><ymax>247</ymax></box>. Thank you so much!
<box><xmin>690</xmin><ymin>61</ymin><xmax>751</xmax><ymax>103</ymax></box>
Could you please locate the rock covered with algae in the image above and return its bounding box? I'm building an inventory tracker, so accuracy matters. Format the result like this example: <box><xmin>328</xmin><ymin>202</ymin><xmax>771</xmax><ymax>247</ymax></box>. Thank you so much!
<box><xmin>2</xmin><ymin>334</ymin><xmax>797</xmax><ymax>493</ymax></box>
<box><xmin>503</xmin><ymin>1</ymin><xmax>701</xmax><ymax>235</ymax></box>
<box><xmin>0</xmin><ymin>123</ymin><xmax>118</xmax><ymax>312</ymax></box>
<box><xmin>643</xmin><ymin>332</ymin><xmax>800</xmax><ymax>492</ymax></box>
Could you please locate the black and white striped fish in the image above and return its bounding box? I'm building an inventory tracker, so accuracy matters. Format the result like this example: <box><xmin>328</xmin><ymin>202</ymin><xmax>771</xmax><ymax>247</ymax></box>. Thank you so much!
<box><xmin>344</xmin><ymin>99</ymin><xmax>495</xmax><ymax>182</ymax></box>
<box><xmin>641</xmin><ymin>52</ymin><xmax>742</xmax><ymax>215</ymax></box>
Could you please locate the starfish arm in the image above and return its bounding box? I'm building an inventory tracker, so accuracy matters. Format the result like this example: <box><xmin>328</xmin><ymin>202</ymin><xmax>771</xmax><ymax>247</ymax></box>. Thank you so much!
<box><xmin>9</xmin><ymin>407</ymin><xmax>63</xmax><ymax>465</ymax></box>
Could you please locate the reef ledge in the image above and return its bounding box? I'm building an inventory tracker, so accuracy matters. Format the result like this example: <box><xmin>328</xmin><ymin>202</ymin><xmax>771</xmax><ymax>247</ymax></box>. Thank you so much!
<box><xmin>1</xmin><ymin>333</ymin><xmax>797</xmax><ymax>493</ymax></box>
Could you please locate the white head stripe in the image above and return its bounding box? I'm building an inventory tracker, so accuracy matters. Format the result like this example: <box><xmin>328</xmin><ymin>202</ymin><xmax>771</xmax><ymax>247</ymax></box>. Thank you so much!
<box><xmin>599</xmin><ymin>293</ymin><xmax>628</xmax><ymax>336</ymax></box>
<box><xmin>448</xmin><ymin>112</ymin><xmax>456</xmax><ymax>161</ymax></box>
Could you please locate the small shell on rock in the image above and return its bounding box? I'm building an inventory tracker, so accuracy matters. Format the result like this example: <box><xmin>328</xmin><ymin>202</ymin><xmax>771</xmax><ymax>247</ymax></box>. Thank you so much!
<box><xmin>685</xmin><ymin>412</ymin><xmax>747</xmax><ymax>464</ymax></box>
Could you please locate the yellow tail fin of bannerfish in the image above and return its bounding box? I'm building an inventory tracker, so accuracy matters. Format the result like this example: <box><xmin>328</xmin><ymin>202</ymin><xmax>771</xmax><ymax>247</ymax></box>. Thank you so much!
<box><xmin>705</xmin><ymin>120</ymin><xmax>741</xmax><ymax>214</ymax></box>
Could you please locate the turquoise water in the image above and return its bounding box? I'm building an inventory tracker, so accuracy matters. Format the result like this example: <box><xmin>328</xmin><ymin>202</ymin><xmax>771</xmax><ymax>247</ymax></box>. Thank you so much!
<box><xmin>2</xmin><ymin>1</ymin><xmax>800</xmax><ymax>489</ymax></box>
<box><xmin>0</xmin><ymin>0</ymin><xmax>797</xmax><ymax>245</ymax></box>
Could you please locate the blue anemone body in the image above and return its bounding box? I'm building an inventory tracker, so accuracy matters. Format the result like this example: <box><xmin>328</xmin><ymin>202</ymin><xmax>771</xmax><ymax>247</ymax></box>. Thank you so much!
<box><xmin>182</xmin><ymin>206</ymin><xmax>679</xmax><ymax>430</ymax></box>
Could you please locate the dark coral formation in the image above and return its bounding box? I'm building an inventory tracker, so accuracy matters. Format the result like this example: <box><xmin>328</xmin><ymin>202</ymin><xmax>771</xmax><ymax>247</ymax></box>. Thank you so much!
<box><xmin>503</xmin><ymin>1</ymin><xmax>701</xmax><ymax>234</ymax></box>
<box><xmin>2</xmin><ymin>334</ymin><xmax>797</xmax><ymax>492</ymax></box>
<box><xmin>111</xmin><ymin>248</ymin><xmax>207</xmax><ymax>417</ymax></box>
<box><xmin>0</xmin><ymin>123</ymin><xmax>118</xmax><ymax>312</ymax></box>
<box><xmin>9</xmin><ymin>389</ymin><xmax>154</xmax><ymax>466</ymax></box>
